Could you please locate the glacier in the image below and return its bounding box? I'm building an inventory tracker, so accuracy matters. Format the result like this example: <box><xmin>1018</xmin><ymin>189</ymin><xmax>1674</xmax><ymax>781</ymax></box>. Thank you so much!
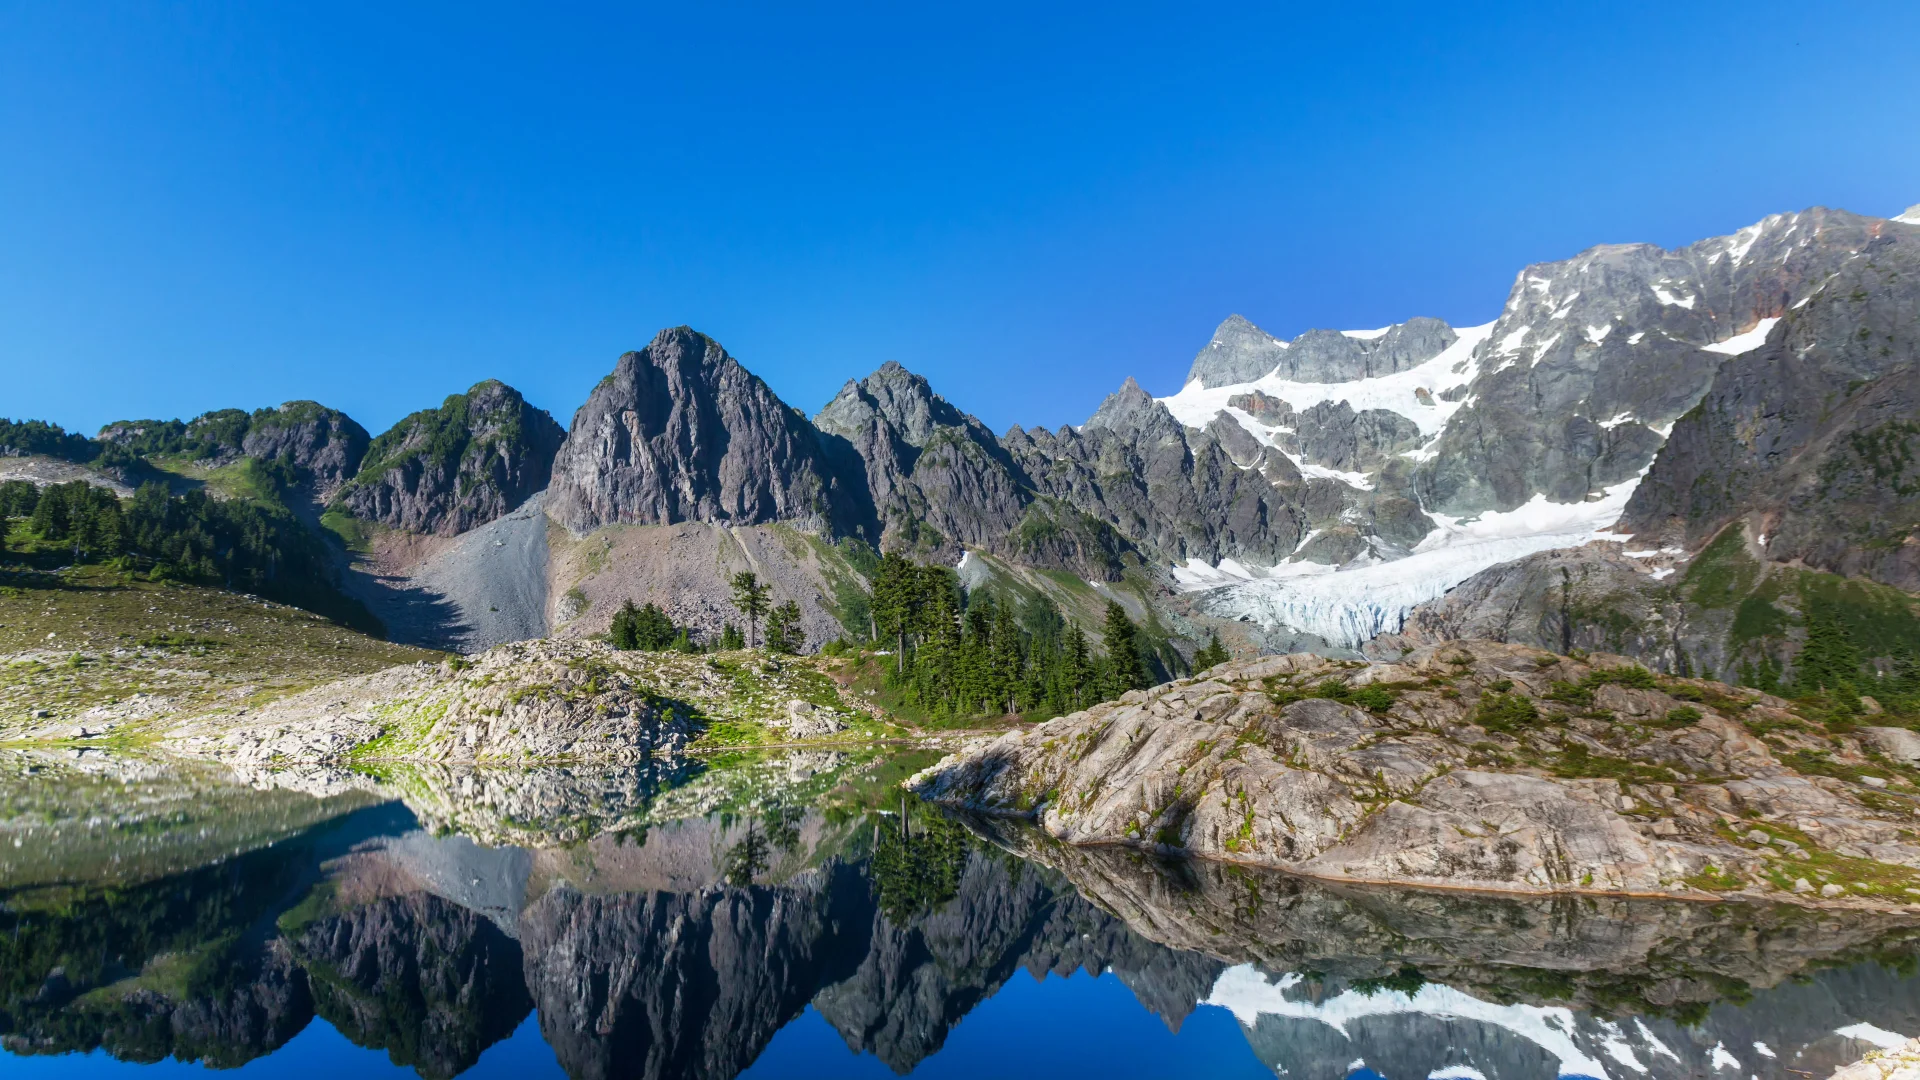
<box><xmin>1170</xmin><ymin>474</ymin><xmax>1645</xmax><ymax>649</ymax></box>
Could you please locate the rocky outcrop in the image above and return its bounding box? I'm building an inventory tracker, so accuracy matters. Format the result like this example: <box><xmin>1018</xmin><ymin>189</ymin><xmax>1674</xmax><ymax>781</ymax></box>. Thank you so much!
<box><xmin>159</xmin><ymin>640</ymin><xmax>698</xmax><ymax>766</ymax></box>
<box><xmin>914</xmin><ymin>641</ymin><xmax>1920</xmax><ymax>902</ymax></box>
<box><xmin>1184</xmin><ymin>315</ymin><xmax>1458</xmax><ymax>389</ymax></box>
<box><xmin>813</xmin><ymin>360</ymin><xmax>1030</xmax><ymax>555</ymax></box>
<box><xmin>1284</xmin><ymin>400</ymin><xmax>1425</xmax><ymax>473</ymax></box>
<box><xmin>98</xmin><ymin>401</ymin><xmax>371</xmax><ymax>497</ymax></box>
<box><xmin>332</xmin><ymin>380</ymin><xmax>563</xmax><ymax>536</ymax></box>
<box><xmin>241</xmin><ymin>402</ymin><xmax>373</xmax><ymax>497</ymax></box>
<box><xmin>155</xmin><ymin>639</ymin><xmax>881</xmax><ymax>770</ymax></box>
<box><xmin>1366</xmin><ymin>542</ymin><xmax>1702</xmax><ymax>670</ymax></box>
<box><xmin>546</xmin><ymin>327</ymin><xmax>863</xmax><ymax>536</ymax></box>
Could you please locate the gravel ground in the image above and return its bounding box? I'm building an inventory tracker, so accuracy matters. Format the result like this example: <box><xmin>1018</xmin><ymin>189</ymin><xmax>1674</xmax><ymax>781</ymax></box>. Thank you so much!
<box><xmin>0</xmin><ymin>455</ymin><xmax>135</xmax><ymax>495</ymax></box>
<box><xmin>345</xmin><ymin>490</ymin><xmax>551</xmax><ymax>653</ymax></box>
<box><xmin>546</xmin><ymin>520</ymin><xmax>862</xmax><ymax>648</ymax></box>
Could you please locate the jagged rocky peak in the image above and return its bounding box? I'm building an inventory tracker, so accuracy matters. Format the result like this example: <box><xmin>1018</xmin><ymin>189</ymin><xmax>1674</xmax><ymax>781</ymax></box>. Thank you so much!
<box><xmin>1892</xmin><ymin>203</ymin><xmax>1920</xmax><ymax>226</ymax></box>
<box><xmin>1184</xmin><ymin>314</ymin><xmax>1458</xmax><ymax>389</ymax></box>
<box><xmin>816</xmin><ymin>359</ymin><xmax>973</xmax><ymax>447</ymax></box>
<box><xmin>332</xmin><ymin>379</ymin><xmax>564</xmax><ymax>536</ymax></box>
<box><xmin>815</xmin><ymin>359</ymin><xmax>1031</xmax><ymax>555</ymax></box>
<box><xmin>1184</xmin><ymin>314</ymin><xmax>1291</xmax><ymax>388</ymax></box>
<box><xmin>546</xmin><ymin>325</ymin><xmax>861</xmax><ymax>535</ymax></box>
<box><xmin>1085</xmin><ymin>376</ymin><xmax>1181</xmax><ymax>438</ymax></box>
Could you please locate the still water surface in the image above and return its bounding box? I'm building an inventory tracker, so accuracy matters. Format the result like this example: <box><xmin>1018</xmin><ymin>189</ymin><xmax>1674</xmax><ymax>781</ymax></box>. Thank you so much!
<box><xmin>2</xmin><ymin>747</ymin><xmax>1918</xmax><ymax>1080</ymax></box>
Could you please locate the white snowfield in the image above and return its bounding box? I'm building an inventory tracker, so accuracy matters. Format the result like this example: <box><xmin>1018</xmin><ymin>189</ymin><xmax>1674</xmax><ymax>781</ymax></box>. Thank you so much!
<box><xmin>1161</xmin><ymin>322</ymin><xmax>1495</xmax><ymax>440</ymax></box>
<box><xmin>1171</xmin><ymin>474</ymin><xmax>1644</xmax><ymax>648</ymax></box>
<box><xmin>1701</xmin><ymin>316</ymin><xmax>1780</xmax><ymax>356</ymax></box>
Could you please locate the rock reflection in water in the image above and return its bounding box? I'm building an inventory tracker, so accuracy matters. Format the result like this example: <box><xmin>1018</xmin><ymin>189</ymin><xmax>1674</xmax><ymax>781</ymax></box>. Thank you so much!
<box><xmin>2</xmin><ymin>752</ymin><xmax>1920</xmax><ymax>1080</ymax></box>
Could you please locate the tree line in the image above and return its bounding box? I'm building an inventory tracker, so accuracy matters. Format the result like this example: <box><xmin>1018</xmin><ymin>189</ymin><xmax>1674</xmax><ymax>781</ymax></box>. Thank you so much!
<box><xmin>868</xmin><ymin>552</ymin><xmax>1164</xmax><ymax>721</ymax></box>
<box><xmin>0</xmin><ymin>479</ymin><xmax>378</xmax><ymax>633</ymax></box>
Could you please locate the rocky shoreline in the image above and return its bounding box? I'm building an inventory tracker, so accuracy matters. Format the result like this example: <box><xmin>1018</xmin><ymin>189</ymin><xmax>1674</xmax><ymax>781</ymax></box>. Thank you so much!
<box><xmin>912</xmin><ymin>640</ymin><xmax>1920</xmax><ymax>908</ymax></box>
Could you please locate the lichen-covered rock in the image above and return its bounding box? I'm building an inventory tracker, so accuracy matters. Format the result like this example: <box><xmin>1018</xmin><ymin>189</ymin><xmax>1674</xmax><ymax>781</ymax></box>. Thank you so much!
<box><xmin>912</xmin><ymin>640</ymin><xmax>1920</xmax><ymax>902</ymax></box>
<box><xmin>162</xmin><ymin>640</ymin><xmax>693</xmax><ymax>765</ymax></box>
<box><xmin>158</xmin><ymin>640</ymin><xmax>875</xmax><ymax>768</ymax></box>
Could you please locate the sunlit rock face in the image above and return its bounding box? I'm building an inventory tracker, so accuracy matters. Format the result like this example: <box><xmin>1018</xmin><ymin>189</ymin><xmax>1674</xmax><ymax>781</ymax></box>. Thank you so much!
<box><xmin>915</xmin><ymin>642</ymin><xmax>1920</xmax><ymax>899</ymax></box>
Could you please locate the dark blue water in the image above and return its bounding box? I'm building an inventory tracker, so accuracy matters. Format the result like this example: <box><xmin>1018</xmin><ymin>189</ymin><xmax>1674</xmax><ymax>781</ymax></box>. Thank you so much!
<box><xmin>3</xmin><ymin>754</ymin><xmax>1918</xmax><ymax>1080</ymax></box>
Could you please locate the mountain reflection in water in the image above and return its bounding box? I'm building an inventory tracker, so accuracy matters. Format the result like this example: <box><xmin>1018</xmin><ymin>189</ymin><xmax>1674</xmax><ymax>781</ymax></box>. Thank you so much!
<box><xmin>2</xmin><ymin>749</ymin><xmax>1919</xmax><ymax>1080</ymax></box>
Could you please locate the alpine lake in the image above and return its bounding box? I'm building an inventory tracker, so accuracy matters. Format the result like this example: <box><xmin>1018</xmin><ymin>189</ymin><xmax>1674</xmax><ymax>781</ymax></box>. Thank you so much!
<box><xmin>2</xmin><ymin>745</ymin><xmax>1918</xmax><ymax>1080</ymax></box>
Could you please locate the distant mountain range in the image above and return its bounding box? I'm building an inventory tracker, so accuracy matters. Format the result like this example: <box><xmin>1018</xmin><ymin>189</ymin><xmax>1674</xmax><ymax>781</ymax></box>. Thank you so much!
<box><xmin>5</xmin><ymin>200</ymin><xmax>1917</xmax><ymax>682</ymax></box>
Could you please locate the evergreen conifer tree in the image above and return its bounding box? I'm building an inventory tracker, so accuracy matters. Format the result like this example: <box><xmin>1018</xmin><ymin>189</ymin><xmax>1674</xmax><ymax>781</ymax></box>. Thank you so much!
<box><xmin>1102</xmin><ymin>600</ymin><xmax>1149</xmax><ymax>694</ymax></box>
<box><xmin>729</xmin><ymin>571</ymin><xmax>770</xmax><ymax>647</ymax></box>
<box><xmin>766</xmin><ymin>600</ymin><xmax>804</xmax><ymax>654</ymax></box>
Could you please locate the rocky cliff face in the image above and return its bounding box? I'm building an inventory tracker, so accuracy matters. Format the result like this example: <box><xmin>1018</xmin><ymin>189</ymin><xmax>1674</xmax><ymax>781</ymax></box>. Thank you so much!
<box><xmin>332</xmin><ymin>380</ymin><xmax>563</xmax><ymax>536</ymax></box>
<box><xmin>1005</xmin><ymin>378</ymin><xmax>1312</xmax><ymax>566</ymax></box>
<box><xmin>1416</xmin><ymin>207</ymin><xmax>1899</xmax><ymax>515</ymax></box>
<box><xmin>914</xmin><ymin>641</ymin><xmax>1920</xmax><ymax>902</ymax></box>
<box><xmin>547</xmin><ymin>327</ymin><xmax>863</xmax><ymax>536</ymax></box>
<box><xmin>1620</xmin><ymin>216</ymin><xmax>1920</xmax><ymax>591</ymax></box>
<box><xmin>241</xmin><ymin>401</ymin><xmax>373</xmax><ymax>497</ymax></box>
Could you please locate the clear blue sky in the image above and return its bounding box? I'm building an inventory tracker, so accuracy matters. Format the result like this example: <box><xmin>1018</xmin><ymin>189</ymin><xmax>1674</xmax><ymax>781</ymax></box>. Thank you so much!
<box><xmin>2</xmin><ymin>1</ymin><xmax>1915</xmax><ymax>439</ymax></box>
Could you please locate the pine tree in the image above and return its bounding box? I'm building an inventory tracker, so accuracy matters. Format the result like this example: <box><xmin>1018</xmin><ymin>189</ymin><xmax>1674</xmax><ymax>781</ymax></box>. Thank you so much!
<box><xmin>871</xmin><ymin>552</ymin><xmax>920</xmax><ymax>672</ymax></box>
<box><xmin>765</xmin><ymin>600</ymin><xmax>804</xmax><ymax>654</ymax></box>
<box><xmin>1193</xmin><ymin>630</ymin><xmax>1228</xmax><ymax>671</ymax></box>
<box><xmin>1794</xmin><ymin>603</ymin><xmax>1862</xmax><ymax>699</ymax></box>
<box><xmin>718</xmin><ymin>623</ymin><xmax>745</xmax><ymax>651</ymax></box>
<box><xmin>610</xmin><ymin>600</ymin><xmax>641</xmax><ymax>650</ymax></box>
<box><xmin>729</xmin><ymin>571</ymin><xmax>771</xmax><ymax>648</ymax></box>
<box><xmin>1102</xmin><ymin>601</ymin><xmax>1149</xmax><ymax>695</ymax></box>
<box><xmin>634</xmin><ymin>602</ymin><xmax>677</xmax><ymax>650</ymax></box>
<box><xmin>989</xmin><ymin>594</ymin><xmax>1023</xmax><ymax>714</ymax></box>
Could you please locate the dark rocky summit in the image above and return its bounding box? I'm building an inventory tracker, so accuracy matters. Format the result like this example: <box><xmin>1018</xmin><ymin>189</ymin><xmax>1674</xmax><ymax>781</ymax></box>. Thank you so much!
<box><xmin>332</xmin><ymin>380</ymin><xmax>564</xmax><ymax>536</ymax></box>
<box><xmin>546</xmin><ymin>327</ymin><xmax>862</xmax><ymax>535</ymax></box>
